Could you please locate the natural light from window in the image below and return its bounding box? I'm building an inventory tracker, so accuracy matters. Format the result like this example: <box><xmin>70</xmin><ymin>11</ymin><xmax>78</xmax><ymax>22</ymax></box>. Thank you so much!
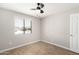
<box><xmin>15</xmin><ymin>16</ymin><xmax>32</xmax><ymax>35</ymax></box>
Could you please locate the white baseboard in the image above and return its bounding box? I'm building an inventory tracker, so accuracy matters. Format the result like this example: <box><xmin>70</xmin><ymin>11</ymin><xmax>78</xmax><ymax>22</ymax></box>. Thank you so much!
<box><xmin>0</xmin><ymin>40</ymin><xmax>40</xmax><ymax>53</ymax></box>
<box><xmin>41</xmin><ymin>40</ymin><xmax>79</xmax><ymax>53</ymax></box>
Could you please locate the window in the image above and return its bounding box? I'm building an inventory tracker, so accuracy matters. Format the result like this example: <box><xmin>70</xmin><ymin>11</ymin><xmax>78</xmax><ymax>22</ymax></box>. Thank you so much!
<box><xmin>15</xmin><ymin>16</ymin><xmax>32</xmax><ymax>35</ymax></box>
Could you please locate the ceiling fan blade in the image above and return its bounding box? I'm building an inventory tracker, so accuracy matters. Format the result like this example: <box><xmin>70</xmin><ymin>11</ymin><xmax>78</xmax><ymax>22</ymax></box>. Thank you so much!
<box><xmin>36</xmin><ymin>7</ymin><xmax>41</xmax><ymax>10</ymax></box>
<box><xmin>37</xmin><ymin>3</ymin><xmax>40</xmax><ymax>6</ymax></box>
<box><xmin>40</xmin><ymin>10</ymin><xmax>44</xmax><ymax>13</ymax></box>
<box><xmin>41</xmin><ymin>3</ymin><xmax>44</xmax><ymax>8</ymax></box>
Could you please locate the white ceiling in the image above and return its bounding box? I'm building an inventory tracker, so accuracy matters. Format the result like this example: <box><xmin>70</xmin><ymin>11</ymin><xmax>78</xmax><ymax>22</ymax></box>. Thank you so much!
<box><xmin>0</xmin><ymin>3</ymin><xmax>79</xmax><ymax>18</ymax></box>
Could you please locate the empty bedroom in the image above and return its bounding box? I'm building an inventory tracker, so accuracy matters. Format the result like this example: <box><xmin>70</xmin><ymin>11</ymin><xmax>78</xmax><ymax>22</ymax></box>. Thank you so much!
<box><xmin>0</xmin><ymin>3</ymin><xmax>79</xmax><ymax>55</ymax></box>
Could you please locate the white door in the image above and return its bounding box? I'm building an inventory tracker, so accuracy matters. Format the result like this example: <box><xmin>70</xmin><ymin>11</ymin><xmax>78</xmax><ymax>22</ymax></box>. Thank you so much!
<box><xmin>70</xmin><ymin>14</ymin><xmax>79</xmax><ymax>52</ymax></box>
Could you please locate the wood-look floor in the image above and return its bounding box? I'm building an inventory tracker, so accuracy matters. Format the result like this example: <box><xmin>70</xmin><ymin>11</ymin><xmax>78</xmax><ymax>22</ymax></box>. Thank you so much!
<box><xmin>0</xmin><ymin>41</ymin><xmax>79</xmax><ymax>55</ymax></box>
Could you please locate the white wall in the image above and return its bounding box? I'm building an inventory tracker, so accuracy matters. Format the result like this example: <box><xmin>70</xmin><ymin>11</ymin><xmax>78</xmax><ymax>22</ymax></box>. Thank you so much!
<box><xmin>1</xmin><ymin>7</ymin><xmax>79</xmax><ymax>51</ymax></box>
<box><xmin>0</xmin><ymin>8</ymin><xmax>40</xmax><ymax>50</ymax></box>
<box><xmin>41</xmin><ymin>8</ymin><xmax>79</xmax><ymax>48</ymax></box>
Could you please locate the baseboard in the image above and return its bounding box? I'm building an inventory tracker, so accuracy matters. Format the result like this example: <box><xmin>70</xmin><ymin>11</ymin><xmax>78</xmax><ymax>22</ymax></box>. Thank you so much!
<box><xmin>41</xmin><ymin>40</ymin><xmax>79</xmax><ymax>53</ymax></box>
<box><xmin>0</xmin><ymin>40</ymin><xmax>40</xmax><ymax>53</ymax></box>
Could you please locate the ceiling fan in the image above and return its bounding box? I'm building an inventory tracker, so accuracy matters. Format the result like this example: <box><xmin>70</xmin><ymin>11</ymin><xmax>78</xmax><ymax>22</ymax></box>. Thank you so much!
<box><xmin>31</xmin><ymin>3</ymin><xmax>44</xmax><ymax>13</ymax></box>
